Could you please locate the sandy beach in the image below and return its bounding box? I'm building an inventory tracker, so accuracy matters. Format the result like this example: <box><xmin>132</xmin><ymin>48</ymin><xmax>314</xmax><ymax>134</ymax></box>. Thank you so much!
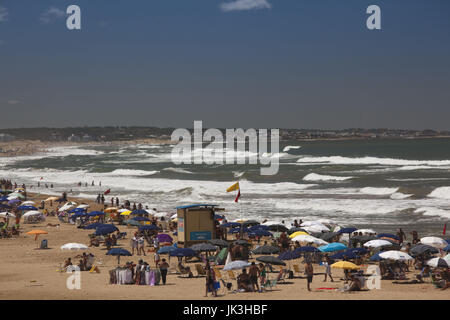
<box><xmin>0</xmin><ymin>191</ymin><xmax>448</xmax><ymax>300</ymax></box>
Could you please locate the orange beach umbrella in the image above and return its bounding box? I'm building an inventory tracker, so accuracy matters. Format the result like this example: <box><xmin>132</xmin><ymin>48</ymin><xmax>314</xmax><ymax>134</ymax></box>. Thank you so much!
<box><xmin>26</xmin><ymin>229</ymin><xmax>48</xmax><ymax>241</ymax></box>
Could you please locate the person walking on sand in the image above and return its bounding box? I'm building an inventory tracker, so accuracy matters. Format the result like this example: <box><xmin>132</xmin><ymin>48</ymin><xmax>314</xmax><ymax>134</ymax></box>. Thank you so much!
<box><xmin>137</xmin><ymin>234</ymin><xmax>146</xmax><ymax>256</ymax></box>
<box><xmin>305</xmin><ymin>261</ymin><xmax>314</xmax><ymax>291</ymax></box>
<box><xmin>158</xmin><ymin>258</ymin><xmax>169</xmax><ymax>285</ymax></box>
<box><xmin>205</xmin><ymin>265</ymin><xmax>217</xmax><ymax>297</ymax></box>
<box><xmin>131</xmin><ymin>232</ymin><xmax>138</xmax><ymax>255</ymax></box>
<box><xmin>323</xmin><ymin>256</ymin><xmax>334</xmax><ymax>282</ymax></box>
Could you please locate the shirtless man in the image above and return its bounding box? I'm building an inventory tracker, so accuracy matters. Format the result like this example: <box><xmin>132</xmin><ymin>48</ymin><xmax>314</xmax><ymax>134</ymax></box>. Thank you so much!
<box><xmin>305</xmin><ymin>261</ymin><xmax>314</xmax><ymax>291</ymax></box>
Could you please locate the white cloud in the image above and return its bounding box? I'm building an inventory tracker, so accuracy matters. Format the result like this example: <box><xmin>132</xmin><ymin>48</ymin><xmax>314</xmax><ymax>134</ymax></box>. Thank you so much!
<box><xmin>220</xmin><ymin>0</ymin><xmax>272</xmax><ymax>12</ymax></box>
<box><xmin>0</xmin><ymin>6</ymin><xmax>9</xmax><ymax>22</ymax></box>
<box><xmin>40</xmin><ymin>7</ymin><xmax>65</xmax><ymax>24</ymax></box>
<box><xmin>8</xmin><ymin>100</ymin><xmax>20</xmax><ymax>105</ymax></box>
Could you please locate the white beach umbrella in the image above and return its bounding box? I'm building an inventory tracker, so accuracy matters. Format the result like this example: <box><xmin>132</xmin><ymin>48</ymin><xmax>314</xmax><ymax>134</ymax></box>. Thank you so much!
<box><xmin>301</xmin><ymin>221</ymin><xmax>325</xmax><ymax>227</ymax></box>
<box><xmin>61</xmin><ymin>243</ymin><xmax>89</xmax><ymax>251</ymax></box>
<box><xmin>0</xmin><ymin>212</ymin><xmax>15</xmax><ymax>218</ymax></box>
<box><xmin>426</xmin><ymin>257</ymin><xmax>450</xmax><ymax>268</ymax></box>
<box><xmin>379</xmin><ymin>250</ymin><xmax>413</xmax><ymax>261</ymax></box>
<box><xmin>352</xmin><ymin>229</ymin><xmax>377</xmax><ymax>235</ymax></box>
<box><xmin>262</xmin><ymin>220</ymin><xmax>284</xmax><ymax>226</ymax></box>
<box><xmin>444</xmin><ymin>254</ymin><xmax>450</xmax><ymax>264</ymax></box>
<box><xmin>22</xmin><ymin>210</ymin><xmax>42</xmax><ymax>217</ymax></box>
<box><xmin>291</xmin><ymin>234</ymin><xmax>328</xmax><ymax>245</ymax></box>
<box><xmin>153</xmin><ymin>211</ymin><xmax>169</xmax><ymax>218</ymax></box>
<box><xmin>420</xmin><ymin>237</ymin><xmax>448</xmax><ymax>249</ymax></box>
<box><xmin>363</xmin><ymin>239</ymin><xmax>393</xmax><ymax>248</ymax></box>
<box><xmin>170</xmin><ymin>213</ymin><xmax>178</xmax><ymax>220</ymax></box>
<box><xmin>21</xmin><ymin>201</ymin><xmax>36</xmax><ymax>206</ymax></box>
<box><xmin>59</xmin><ymin>204</ymin><xmax>74</xmax><ymax>212</ymax></box>
<box><xmin>302</xmin><ymin>224</ymin><xmax>330</xmax><ymax>233</ymax></box>
<box><xmin>146</xmin><ymin>209</ymin><xmax>158</xmax><ymax>215</ymax></box>
<box><xmin>223</xmin><ymin>260</ymin><xmax>251</xmax><ymax>271</ymax></box>
<box><xmin>76</xmin><ymin>204</ymin><xmax>90</xmax><ymax>209</ymax></box>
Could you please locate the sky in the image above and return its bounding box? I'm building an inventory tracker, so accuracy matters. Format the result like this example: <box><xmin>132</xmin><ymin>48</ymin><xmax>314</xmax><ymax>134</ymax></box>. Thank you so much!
<box><xmin>0</xmin><ymin>0</ymin><xmax>449</xmax><ymax>130</ymax></box>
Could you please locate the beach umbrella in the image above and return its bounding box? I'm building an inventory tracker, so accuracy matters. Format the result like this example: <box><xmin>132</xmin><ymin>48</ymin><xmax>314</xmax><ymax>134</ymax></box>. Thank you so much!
<box><xmin>104</xmin><ymin>207</ymin><xmax>118</xmax><ymax>213</ymax></box>
<box><xmin>317</xmin><ymin>218</ymin><xmax>336</xmax><ymax>225</ymax></box>
<box><xmin>294</xmin><ymin>246</ymin><xmax>321</xmax><ymax>253</ymax></box>
<box><xmin>22</xmin><ymin>210</ymin><xmax>42</xmax><ymax>218</ymax></box>
<box><xmin>17</xmin><ymin>205</ymin><xmax>37</xmax><ymax>211</ymax></box>
<box><xmin>131</xmin><ymin>209</ymin><xmax>147</xmax><ymax>216</ymax></box>
<box><xmin>69</xmin><ymin>208</ymin><xmax>86</xmax><ymax>213</ymax></box>
<box><xmin>229</xmin><ymin>227</ymin><xmax>250</xmax><ymax>234</ymax></box>
<box><xmin>0</xmin><ymin>212</ymin><xmax>15</xmax><ymax>218</ymax></box>
<box><xmin>426</xmin><ymin>257</ymin><xmax>450</xmax><ymax>268</ymax></box>
<box><xmin>410</xmin><ymin>244</ymin><xmax>440</xmax><ymax>256</ymax></box>
<box><xmin>330</xmin><ymin>251</ymin><xmax>357</xmax><ymax>260</ymax></box>
<box><xmin>352</xmin><ymin>229</ymin><xmax>376</xmax><ymax>235</ymax></box>
<box><xmin>21</xmin><ymin>200</ymin><xmax>35</xmax><ymax>205</ymax></box>
<box><xmin>331</xmin><ymin>261</ymin><xmax>360</xmax><ymax>270</ymax></box>
<box><xmin>0</xmin><ymin>203</ymin><xmax>11</xmax><ymax>209</ymax></box>
<box><xmin>252</xmin><ymin>245</ymin><xmax>280</xmax><ymax>255</ymax></box>
<box><xmin>420</xmin><ymin>237</ymin><xmax>448</xmax><ymax>249</ymax></box>
<box><xmin>106</xmin><ymin>248</ymin><xmax>132</xmax><ymax>264</ymax></box>
<box><xmin>287</xmin><ymin>227</ymin><xmax>307</xmax><ymax>235</ymax></box>
<box><xmin>291</xmin><ymin>234</ymin><xmax>328</xmax><ymax>245</ymax></box>
<box><xmin>55</xmin><ymin>198</ymin><xmax>66</xmax><ymax>203</ymax></box>
<box><xmin>8</xmin><ymin>199</ymin><xmax>21</xmax><ymax>205</ymax></box>
<box><xmin>379</xmin><ymin>250</ymin><xmax>413</xmax><ymax>261</ymax></box>
<box><xmin>444</xmin><ymin>254</ymin><xmax>450</xmax><ymax>264</ymax></box>
<box><xmin>303</xmin><ymin>224</ymin><xmax>330</xmax><ymax>233</ymax></box>
<box><xmin>208</xmin><ymin>239</ymin><xmax>229</xmax><ymax>247</ymax></box>
<box><xmin>249</xmin><ymin>229</ymin><xmax>273</xmax><ymax>237</ymax></box>
<box><xmin>220</xmin><ymin>222</ymin><xmax>241</xmax><ymax>228</ymax></box>
<box><xmin>120</xmin><ymin>210</ymin><xmax>132</xmax><ymax>216</ymax></box>
<box><xmin>443</xmin><ymin>245</ymin><xmax>450</xmax><ymax>252</ymax></box>
<box><xmin>267</xmin><ymin>224</ymin><xmax>289</xmax><ymax>232</ymax></box>
<box><xmin>348</xmin><ymin>247</ymin><xmax>369</xmax><ymax>255</ymax></box>
<box><xmin>124</xmin><ymin>219</ymin><xmax>141</xmax><ymax>227</ymax></box>
<box><xmin>87</xmin><ymin>211</ymin><xmax>105</xmax><ymax>217</ymax></box>
<box><xmin>242</xmin><ymin>220</ymin><xmax>260</xmax><ymax>227</ymax></box>
<box><xmin>157</xmin><ymin>246</ymin><xmax>177</xmax><ymax>254</ymax></box>
<box><xmin>77</xmin><ymin>204</ymin><xmax>90</xmax><ymax>209</ymax></box>
<box><xmin>233</xmin><ymin>239</ymin><xmax>251</xmax><ymax>247</ymax></box>
<box><xmin>169</xmin><ymin>248</ymin><xmax>197</xmax><ymax>258</ymax></box>
<box><xmin>131</xmin><ymin>216</ymin><xmax>150</xmax><ymax>222</ymax></box>
<box><xmin>45</xmin><ymin>197</ymin><xmax>59</xmax><ymax>202</ymax></box>
<box><xmin>318</xmin><ymin>242</ymin><xmax>347</xmax><ymax>253</ymax></box>
<box><xmin>317</xmin><ymin>232</ymin><xmax>340</xmax><ymax>242</ymax></box>
<box><xmin>59</xmin><ymin>204</ymin><xmax>74</xmax><ymax>212</ymax></box>
<box><xmin>376</xmin><ymin>233</ymin><xmax>400</xmax><ymax>241</ymax></box>
<box><xmin>157</xmin><ymin>233</ymin><xmax>173</xmax><ymax>243</ymax></box>
<box><xmin>71</xmin><ymin>212</ymin><xmax>88</xmax><ymax>219</ymax></box>
<box><xmin>83</xmin><ymin>223</ymin><xmax>107</xmax><ymax>230</ymax></box>
<box><xmin>152</xmin><ymin>211</ymin><xmax>169</xmax><ymax>218</ymax></box>
<box><xmin>223</xmin><ymin>260</ymin><xmax>251</xmax><ymax>271</ymax></box>
<box><xmin>278</xmin><ymin>250</ymin><xmax>302</xmax><ymax>261</ymax></box>
<box><xmin>256</xmin><ymin>256</ymin><xmax>286</xmax><ymax>266</ymax></box>
<box><xmin>190</xmin><ymin>243</ymin><xmax>217</xmax><ymax>252</ymax></box>
<box><xmin>61</xmin><ymin>243</ymin><xmax>88</xmax><ymax>251</ymax></box>
<box><xmin>369</xmin><ymin>252</ymin><xmax>382</xmax><ymax>261</ymax></box>
<box><xmin>351</xmin><ymin>235</ymin><xmax>377</xmax><ymax>243</ymax></box>
<box><xmin>138</xmin><ymin>225</ymin><xmax>160</xmax><ymax>232</ymax></box>
<box><xmin>363</xmin><ymin>239</ymin><xmax>393</xmax><ymax>248</ymax></box>
<box><xmin>26</xmin><ymin>229</ymin><xmax>48</xmax><ymax>243</ymax></box>
<box><xmin>249</xmin><ymin>224</ymin><xmax>269</xmax><ymax>230</ymax></box>
<box><xmin>289</xmin><ymin>231</ymin><xmax>309</xmax><ymax>238</ymax></box>
<box><xmin>94</xmin><ymin>224</ymin><xmax>119</xmax><ymax>236</ymax></box>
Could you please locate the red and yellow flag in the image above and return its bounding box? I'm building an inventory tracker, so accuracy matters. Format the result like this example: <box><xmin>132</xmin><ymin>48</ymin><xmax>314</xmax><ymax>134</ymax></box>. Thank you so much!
<box><xmin>226</xmin><ymin>182</ymin><xmax>240</xmax><ymax>193</ymax></box>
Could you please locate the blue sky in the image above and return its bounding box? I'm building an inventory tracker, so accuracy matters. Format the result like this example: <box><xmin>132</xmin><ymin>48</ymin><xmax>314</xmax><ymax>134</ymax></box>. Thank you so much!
<box><xmin>0</xmin><ymin>0</ymin><xmax>449</xmax><ymax>129</ymax></box>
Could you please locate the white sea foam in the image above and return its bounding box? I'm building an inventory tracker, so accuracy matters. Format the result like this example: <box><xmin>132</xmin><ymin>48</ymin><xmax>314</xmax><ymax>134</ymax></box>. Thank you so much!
<box><xmin>296</xmin><ymin>155</ymin><xmax>450</xmax><ymax>167</ymax></box>
<box><xmin>110</xmin><ymin>169</ymin><xmax>159</xmax><ymax>176</ymax></box>
<box><xmin>414</xmin><ymin>207</ymin><xmax>450</xmax><ymax>219</ymax></box>
<box><xmin>162</xmin><ymin>167</ymin><xmax>194</xmax><ymax>174</ymax></box>
<box><xmin>233</xmin><ymin>171</ymin><xmax>245</xmax><ymax>178</ymax></box>
<box><xmin>428</xmin><ymin>187</ymin><xmax>450</xmax><ymax>200</ymax></box>
<box><xmin>303</xmin><ymin>173</ymin><xmax>353</xmax><ymax>182</ymax></box>
<box><xmin>360</xmin><ymin>187</ymin><xmax>399</xmax><ymax>195</ymax></box>
<box><xmin>390</xmin><ymin>192</ymin><xmax>413</xmax><ymax>200</ymax></box>
<box><xmin>283</xmin><ymin>146</ymin><xmax>302</xmax><ymax>152</ymax></box>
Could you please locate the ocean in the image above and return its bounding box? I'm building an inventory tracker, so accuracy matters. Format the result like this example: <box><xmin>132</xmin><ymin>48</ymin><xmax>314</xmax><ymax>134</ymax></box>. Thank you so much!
<box><xmin>1</xmin><ymin>138</ymin><xmax>449</xmax><ymax>236</ymax></box>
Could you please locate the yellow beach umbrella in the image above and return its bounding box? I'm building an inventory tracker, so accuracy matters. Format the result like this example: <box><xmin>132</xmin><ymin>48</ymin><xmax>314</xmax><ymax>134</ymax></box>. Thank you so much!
<box><xmin>289</xmin><ymin>231</ymin><xmax>309</xmax><ymax>238</ymax></box>
<box><xmin>120</xmin><ymin>210</ymin><xmax>132</xmax><ymax>216</ymax></box>
<box><xmin>331</xmin><ymin>261</ymin><xmax>360</xmax><ymax>270</ymax></box>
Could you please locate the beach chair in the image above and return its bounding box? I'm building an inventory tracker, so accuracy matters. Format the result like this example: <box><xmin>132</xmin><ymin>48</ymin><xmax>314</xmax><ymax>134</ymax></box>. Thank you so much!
<box><xmin>195</xmin><ymin>264</ymin><xmax>206</xmax><ymax>277</ymax></box>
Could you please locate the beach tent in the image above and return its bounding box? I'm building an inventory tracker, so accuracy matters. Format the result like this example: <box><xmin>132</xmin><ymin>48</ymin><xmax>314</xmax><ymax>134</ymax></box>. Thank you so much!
<box><xmin>420</xmin><ymin>237</ymin><xmax>448</xmax><ymax>249</ymax></box>
<box><xmin>61</xmin><ymin>243</ymin><xmax>89</xmax><ymax>251</ymax></box>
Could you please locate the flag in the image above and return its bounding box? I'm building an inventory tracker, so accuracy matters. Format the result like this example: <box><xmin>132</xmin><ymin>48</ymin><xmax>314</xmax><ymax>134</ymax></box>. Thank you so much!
<box><xmin>444</xmin><ymin>224</ymin><xmax>447</xmax><ymax>235</ymax></box>
<box><xmin>226</xmin><ymin>182</ymin><xmax>240</xmax><ymax>192</ymax></box>
<box><xmin>104</xmin><ymin>189</ymin><xmax>111</xmax><ymax>195</ymax></box>
<box><xmin>234</xmin><ymin>190</ymin><xmax>241</xmax><ymax>203</ymax></box>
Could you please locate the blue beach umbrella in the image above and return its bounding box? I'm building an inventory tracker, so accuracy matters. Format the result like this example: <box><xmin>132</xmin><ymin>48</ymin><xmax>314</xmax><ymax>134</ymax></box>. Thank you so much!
<box><xmin>17</xmin><ymin>205</ymin><xmax>38</xmax><ymax>211</ymax></box>
<box><xmin>229</xmin><ymin>227</ymin><xmax>250</xmax><ymax>234</ymax></box>
<box><xmin>131</xmin><ymin>209</ymin><xmax>147</xmax><ymax>216</ymax></box>
<box><xmin>0</xmin><ymin>196</ymin><xmax>9</xmax><ymax>202</ymax></box>
<box><xmin>249</xmin><ymin>225</ymin><xmax>269</xmax><ymax>231</ymax></box>
<box><xmin>131</xmin><ymin>216</ymin><xmax>150</xmax><ymax>222</ymax></box>
<box><xmin>220</xmin><ymin>222</ymin><xmax>241</xmax><ymax>228</ymax></box>
<box><xmin>71</xmin><ymin>212</ymin><xmax>88</xmax><ymax>219</ymax></box>
<box><xmin>319</xmin><ymin>242</ymin><xmax>347</xmax><ymax>253</ymax></box>
<box><xmin>106</xmin><ymin>248</ymin><xmax>132</xmax><ymax>264</ymax></box>
<box><xmin>158</xmin><ymin>246</ymin><xmax>177</xmax><ymax>254</ymax></box>
<box><xmin>87</xmin><ymin>211</ymin><xmax>105</xmax><ymax>217</ymax></box>
<box><xmin>330</xmin><ymin>250</ymin><xmax>357</xmax><ymax>260</ymax></box>
<box><xmin>94</xmin><ymin>224</ymin><xmax>119</xmax><ymax>236</ymax></box>
<box><xmin>348</xmin><ymin>247</ymin><xmax>369</xmax><ymax>255</ymax></box>
<box><xmin>338</xmin><ymin>227</ymin><xmax>358</xmax><ymax>234</ymax></box>
<box><xmin>443</xmin><ymin>245</ymin><xmax>450</xmax><ymax>252</ymax></box>
<box><xmin>278</xmin><ymin>250</ymin><xmax>302</xmax><ymax>261</ymax></box>
<box><xmin>249</xmin><ymin>229</ymin><xmax>273</xmax><ymax>237</ymax></box>
<box><xmin>169</xmin><ymin>248</ymin><xmax>197</xmax><ymax>258</ymax></box>
<box><xmin>69</xmin><ymin>208</ymin><xmax>86</xmax><ymax>213</ymax></box>
<box><xmin>8</xmin><ymin>199</ymin><xmax>21</xmax><ymax>205</ymax></box>
<box><xmin>139</xmin><ymin>225</ymin><xmax>160</xmax><ymax>232</ymax></box>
